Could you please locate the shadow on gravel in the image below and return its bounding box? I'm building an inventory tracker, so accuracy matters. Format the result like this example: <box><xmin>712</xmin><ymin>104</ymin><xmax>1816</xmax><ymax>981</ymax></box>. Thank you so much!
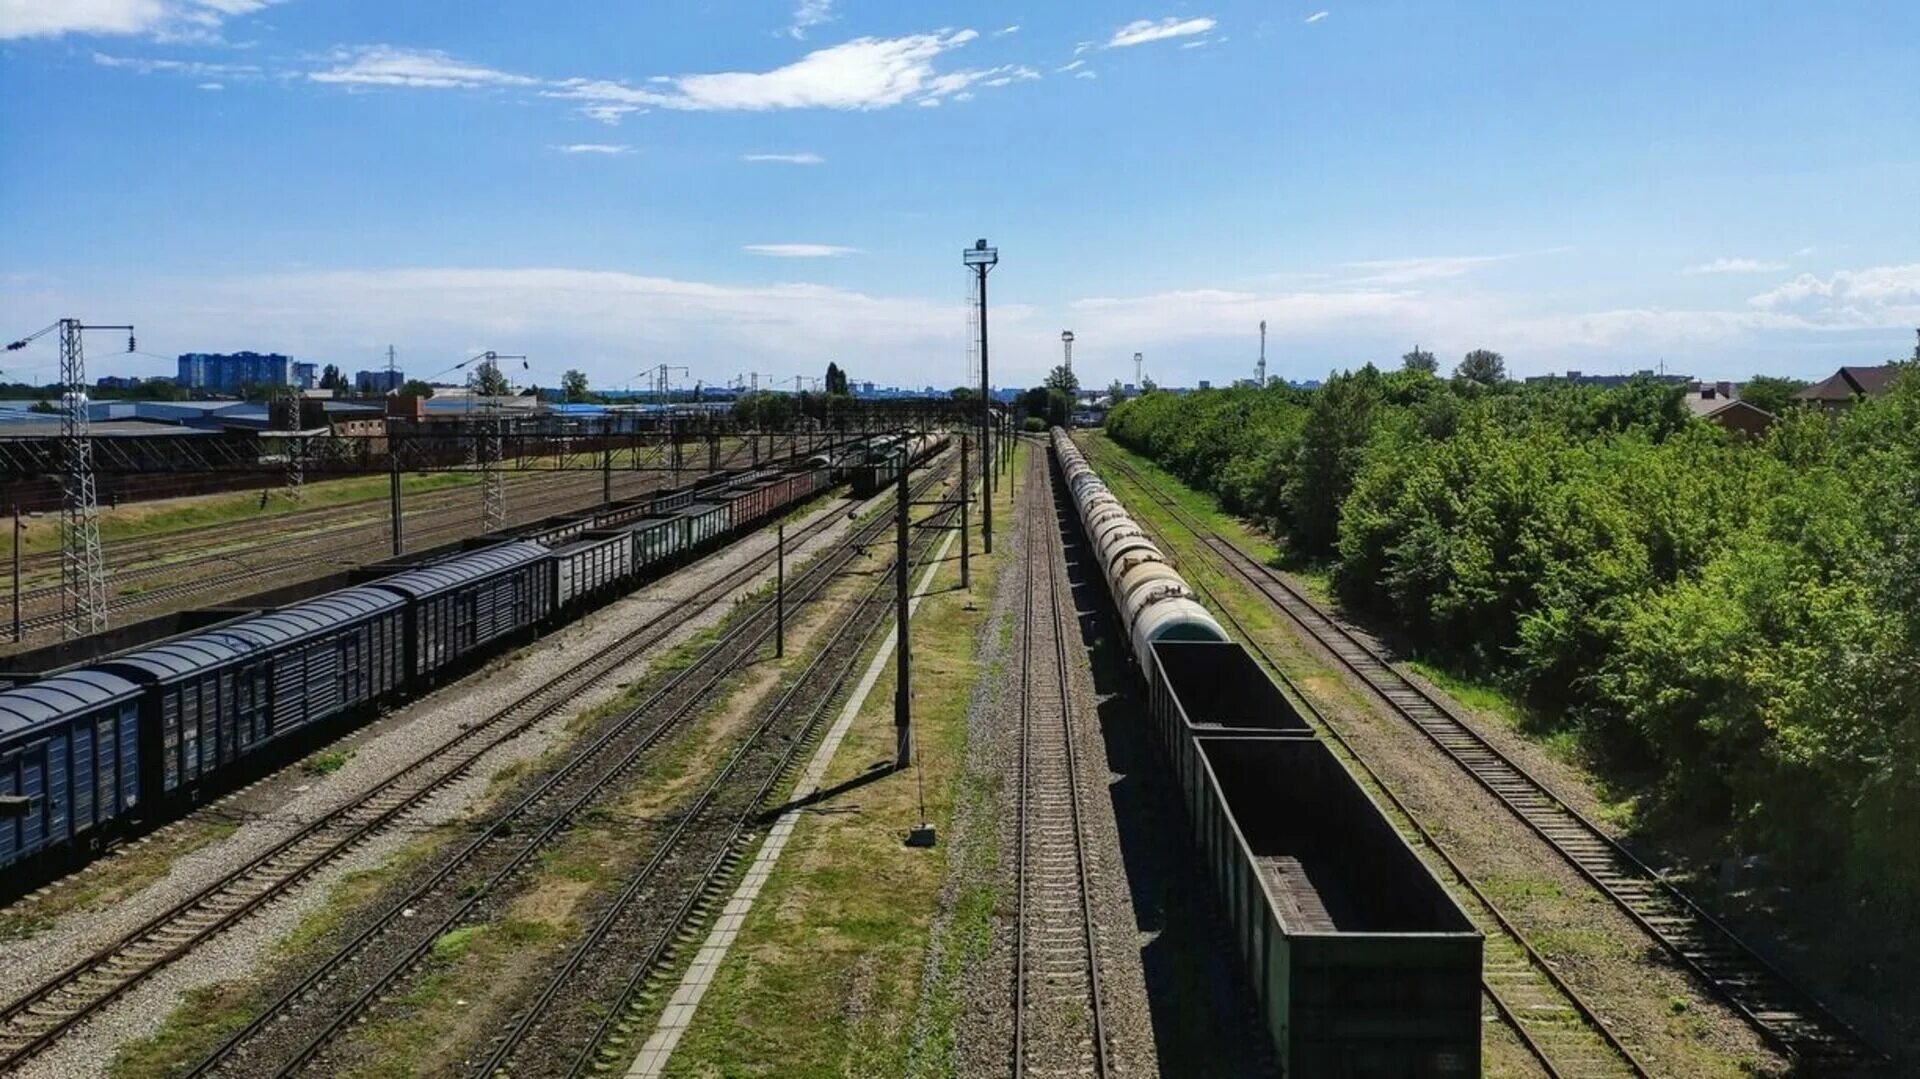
<box><xmin>1046</xmin><ymin>460</ymin><xmax>1278</xmax><ymax>1079</ymax></box>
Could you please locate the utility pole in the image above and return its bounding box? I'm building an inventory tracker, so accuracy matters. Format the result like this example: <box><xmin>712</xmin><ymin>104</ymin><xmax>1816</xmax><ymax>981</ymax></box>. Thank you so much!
<box><xmin>964</xmin><ymin>239</ymin><xmax>998</xmax><ymax>554</ymax></box>
<box><xmin>959</xmin><ymin>433</ymin><xmax>970</xmax><ymax>590</ymax></box>
<box><xmin>11</xmin><ymin>505</ymin><xmax>21</xmax><ymax>643</ymax></box>
<box><xmin>1257</xmin><ymin>320</ymin><xmax>1267</xmax><ymax>387</ymax></box>
<box><xmin>386</xmin><ymin>344</ymin><xmax>398</xmax><ymax>392</ymax></box>
<box><xmin>462</xmin><ymin>351</ymin><xmax>523</xmax><ymax>533</ymax></box>
<box><xmin>776</xmin><ymin>523</ymin><xmax>786</xmax><ymax>658</ymax></box>
<box><xmin>894</xmin><ymin>441</ymin><xmax>911</xmax><ymax>767</ymax></box>
<box><xmin>389</xmin><ymin>455</ymin><xmax>405</xmax><ymax>556</ymax></box>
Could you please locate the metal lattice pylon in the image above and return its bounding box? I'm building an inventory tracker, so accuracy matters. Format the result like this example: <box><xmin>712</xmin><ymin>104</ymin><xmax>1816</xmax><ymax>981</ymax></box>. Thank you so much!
<box><xmin>281</xmin><ymin>381</ymin><xmax>304</xmax><ymax>502</ymax></box>
<box><xmin>57</xmin><ymin>320</ymin><xmax>107</xmax><ymax>637</ymax></box>
<box><xmin>480</xmin><ymin>414</ymin><xmax>506</xmax><ymax>532</ymax></box>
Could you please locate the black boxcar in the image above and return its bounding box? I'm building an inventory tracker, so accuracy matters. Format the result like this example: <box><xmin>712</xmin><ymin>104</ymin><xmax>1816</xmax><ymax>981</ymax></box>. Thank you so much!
<box><xmin>225</xmin><ymin>588</ymin><xmax>405</xmax><ymax>735</ymax></box>
<box><xmin>1189</xmin><ymin>736</ymin><xmax>1481</xmax><ymax>1077</ymax></box>
<box><xmin>1148</xmin><ymin>639</ymin><xmax>1311</xmax><ymax>780</ymax></box>
<box><xmin>0</xmin><ymin>671</ymin><xmax>143</xmax><ymax>863</ymax></box>
<box><xmin>99</xmin><ymin>631</ymin><xmax>271</xmax><ymax>798</ymax></box>
<box><xmin>371</xmin><ymin>541</ymin><xmax>553</xmax><ymax>680</ymax></box>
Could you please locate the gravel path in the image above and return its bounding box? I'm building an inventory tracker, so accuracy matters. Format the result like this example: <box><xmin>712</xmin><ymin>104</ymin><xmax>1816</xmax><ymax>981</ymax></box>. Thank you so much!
<box><xmin>0</xmin><ymin>484</ymin><xmax>894</xmax><ymax>1077</ymax></box>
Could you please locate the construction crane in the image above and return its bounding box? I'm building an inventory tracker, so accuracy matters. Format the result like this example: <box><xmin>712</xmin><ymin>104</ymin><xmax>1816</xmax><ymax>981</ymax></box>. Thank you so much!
<box><xmin>6</xmin><ymin>318</ymin><xmax>134</xmax><ymax>637</ymax></box>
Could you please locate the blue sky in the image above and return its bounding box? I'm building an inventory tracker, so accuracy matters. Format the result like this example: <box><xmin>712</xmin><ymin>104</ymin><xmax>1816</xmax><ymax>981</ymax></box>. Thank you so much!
<box><xmin>2</xmin><ymin>1</ymin><xmax>1917</xmax><ymax>392</ymax></box>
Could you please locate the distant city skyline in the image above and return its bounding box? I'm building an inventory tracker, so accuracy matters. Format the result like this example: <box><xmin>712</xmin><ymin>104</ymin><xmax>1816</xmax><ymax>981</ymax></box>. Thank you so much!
<box><xmin>3</xmin><ymin>3</ymin><xmax>1918</xmax><ymax>391</ymax></box>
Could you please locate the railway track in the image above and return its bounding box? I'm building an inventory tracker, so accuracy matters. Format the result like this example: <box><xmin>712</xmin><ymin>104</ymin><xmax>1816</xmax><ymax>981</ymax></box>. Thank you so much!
<box><xmin>185</xmin><ymin>455</ymin><xmax>958</xmax><ymax>1077</ymax></box>
<box><xmin>1085</xmin><ymin>440</ymin><xmax>1887</xmax><ymax>1076</ymax></box>
<box><xmin>0</xmin><ymin>466</ymin><xmax>897</xmax><ymax>1071</ymax></box>
<box><xmin>472</xmin><ymin>482</ymin><xmax>965</xmax><ymax>1077</ymax></box>
<box><xmin>1013</xmin><ymin>453</ymin><xmax>1110</xmax><ymax>1078</ymax></box>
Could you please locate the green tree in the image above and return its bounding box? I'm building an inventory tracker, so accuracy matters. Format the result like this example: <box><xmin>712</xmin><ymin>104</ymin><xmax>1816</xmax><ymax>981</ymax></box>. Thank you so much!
<box><xmin>1737</xmin><ymin>374</ymin><xmax>1807</xmax><ymax>416</ymax></box>
<box><xmin>1282</xmin><ymin>365</ymin><xmax>1384</xmax><ymax>557</ymax></box>
<box><xmin>1453</xmin><ymin>349</ymin><xmax>1507</xmax><ymax>387</ymax></box>
<box><xmin>398</xmin><ymin>379</ymin><xmax>435</xmax><ymax>399</ymax></box>
<box><xmin>318</xmin><ymin>364</ymin><xmax>344</xmax><ymax>392</ymax></box>
<box><xmin>470</xmin><ymin>358</ymin><xmax>512</xmax><ymax>397</ymax></box>
<box><xmin>1107</xmin><ymin>379</ymin><xmax>1125</xmax><ymax>403</ymax></box>
<box><xmin>561</xmin><ymin>368</ymin><xmax>590</xmax><ymax>402</ymax></box>
<box><xmin>824</xmin><ymin>362</ymin><xmax>849</xmax><ymax>396</ymax></box>
<box><xmin>1044</xmin><ymin>364</ymin><xmax>1079</xmax><ymax>396</ymax></box>
<box><xmin>1140</xmin><ymin>374</ymin><xmax>1158</xmax><ymax>394</ymax></box>
<box><xmin>1401</xmin><ymin>346</ymin><xmax>1438</xmax><ymax>374</ymax></box>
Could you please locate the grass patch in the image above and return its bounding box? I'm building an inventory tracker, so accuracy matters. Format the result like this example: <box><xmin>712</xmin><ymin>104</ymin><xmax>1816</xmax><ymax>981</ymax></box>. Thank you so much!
<box><xmin>107</xmin><ymin>981</ymin><xmax>258</xmax><ymax>1079</ymax></box>
<box><xmin>302</xmin><ymin>748</ymin><xmax>355</xmax><ymax>777</ymax></box>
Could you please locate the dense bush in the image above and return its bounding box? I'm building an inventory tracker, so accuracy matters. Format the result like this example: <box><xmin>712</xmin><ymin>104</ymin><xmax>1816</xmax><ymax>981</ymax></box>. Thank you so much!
<box><xmin>1106</xmin><ymin>366</ymin><xmax>1920</xmax><ymax>902</ymax></box>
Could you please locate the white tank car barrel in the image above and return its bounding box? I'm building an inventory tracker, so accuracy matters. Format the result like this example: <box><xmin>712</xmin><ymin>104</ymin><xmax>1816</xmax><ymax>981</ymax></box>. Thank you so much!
<box><xmin>1048</xmin><ymin>427</ymin><xmax>1482</xmax><ymax>1076</ymax></box>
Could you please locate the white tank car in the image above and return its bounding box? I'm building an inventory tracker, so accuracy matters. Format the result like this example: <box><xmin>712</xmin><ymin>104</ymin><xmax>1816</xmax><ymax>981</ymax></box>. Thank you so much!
<box><xmin>1050</xmin><ymin>427</ymin><xmax>1227</xmax><ymax>683</ymax></box>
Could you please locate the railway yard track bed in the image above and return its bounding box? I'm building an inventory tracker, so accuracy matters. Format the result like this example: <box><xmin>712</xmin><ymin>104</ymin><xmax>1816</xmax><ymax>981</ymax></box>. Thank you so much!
<box><xmin>0</xmin><ymin>475</ymin><xmax>900</xmax><ymax>1079</ymax></box>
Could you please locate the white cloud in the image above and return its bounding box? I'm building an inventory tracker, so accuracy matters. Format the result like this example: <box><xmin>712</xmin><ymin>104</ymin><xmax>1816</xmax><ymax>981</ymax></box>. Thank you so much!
<box><xmin>547</xmin><ymin>30</ymin><xmax>990</xmax><ymax>118</ymax></box>
<box><xmin>0</xmin><ymin>0</ymin><xmax>278</xmax><ymax>41</ymax></box>
<box><xmin>310</xmin><ymin>45</ymin><xmax>539</xmax><ymax>89</ymax></box>
<box><xmin>1683</xmin><ymin>256</ymin><xmax>1788</xmax><ymax>275</ymax></box>
<box><xmin>1305</xmin><ymin>10</ymin><xmax>1329</xmax><ymax>24</ymax></box>
<box><xmin>1747</xmin><ymin>263</ymin><xmax>1920</xmax><ymax>327</ymax></box>
<box><xmin>91</xmin><ymin>49</ymin><xmax>259</xmax><ymax>78</ymax></box>
<box><xmin>1179</xmin><ymin>38</ymin><xmax>1212</xmax><ymax>49</ymax></box>
<box><xmin>1796</xmin><ymin>246</ymin><xmax>1816</xmax><ymax>257</ymax></box>
<box><xmin>981</xmin><ymin>65</ymin><xmax>1040</xmax><ymax>88</ymax></box>
<box><xmin>552</xmin><ymin>143</ymin><xmax>631</xmax><ymax>155</ymax></box>
<box><xmin>1057</xmin><ymin>59</ymin><xmax>1085</xmax><ymax>73</ymax></box>
<box><xmin>994</xmin><ymin>24</ymin><xmax>1020</xmax><ymax>36</ymax></box>
<box><xmin>197</xmin><ymin>81</ymin><xmax>222</xmax><ymax>90</ymax></box>
<box><xmin>1343</xmin><ymin>253</ymin><xmax>1517</xmax><ymax>285</ymax></box>
<box><xmin>743</xmin><ymin>244</ymin><xmax>861</xmax><ymax>258</ymax></box>
<box><xmin>787</xmin><ymin>0</ymin><xmax>832</xmax><ymax>39</ymax></box>
<box><xmin>743</xmin><ymin>152</ymin><xmax>825</xmax><ymax>165</ymax></box>
<box><xmin>1074</xmin><ymin>69</ymin><xmax>1097</xmax><ymax>80</ymax></box>
<box><xmin>1107</xmin><ymin>16</ymin><xmax>1217</xmax><ymax>48</ymax></box>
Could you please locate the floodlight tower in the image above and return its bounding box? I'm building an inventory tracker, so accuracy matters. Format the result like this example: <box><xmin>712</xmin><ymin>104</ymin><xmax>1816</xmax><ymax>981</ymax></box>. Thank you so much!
<box><xmin>963</xmin><ymin>239</ymin><xmax>998</xmax><ymax>553</ymax></box>
<box><xmin>1061</xmin><ymin>330</ymin><xmax>1074</xmax><ymax>378</ymax></box>
<box><xmin>1133</xmin><ymin>351</ymin><xmax>1143</xmax><ymax>388</ymax></box>
<box><xmin>1257</xmin><ymin>320</ymin><xmax>1267</xmax><ymax>387</ymax></box>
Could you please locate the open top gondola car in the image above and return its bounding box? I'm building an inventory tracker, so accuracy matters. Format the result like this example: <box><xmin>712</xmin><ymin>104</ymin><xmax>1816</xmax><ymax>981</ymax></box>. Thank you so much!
<box><xmin>0</xmin><ymin>671</ymin><xmax>143</xmax><ymax>864</ymax></box>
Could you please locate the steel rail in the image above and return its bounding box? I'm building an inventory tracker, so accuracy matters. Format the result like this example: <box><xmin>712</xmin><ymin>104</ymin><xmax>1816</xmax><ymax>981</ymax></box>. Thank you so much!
<box><xmin>1088</xmin><ymin>439</ymin><xmax>1886</xmax><ymax>1074</ymax></box>
<box><xmin>1011</xmin><ymin>450</ymin><xmax>1110</xmax><ymax>1077</ymax></box>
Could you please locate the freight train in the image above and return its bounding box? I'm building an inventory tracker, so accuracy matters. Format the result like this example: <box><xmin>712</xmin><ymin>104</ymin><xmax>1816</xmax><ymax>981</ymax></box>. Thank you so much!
<box><xmin>1050</xmin><ymin>428</ymin><xmax>1482</xmax><ymax>1077</ymax></box>
<box><xmin>0</xmin><ymin>433</ymin><xmax>949</xmax><ymax>874</ymax></box>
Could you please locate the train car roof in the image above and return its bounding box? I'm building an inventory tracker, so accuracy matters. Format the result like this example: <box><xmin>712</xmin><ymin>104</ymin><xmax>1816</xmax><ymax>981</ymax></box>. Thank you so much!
<box><xmin>96</xmin><ymin>629</ymin><xmax>264</xmax><ymax>682</ymax></box>
<box><xmin>226</xmin><ymin>587</ymin><xmax>403</xmax><ymax>648</ymax></box>
<box><xmin>370</xmin><ymin>541</ymin><xmax>552</xmax><ymax>600</ymax></box>
<box><xmin>0</xmin><ymin>669</ymin><xmax>143</xmax><ymax>738</ymax></box>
